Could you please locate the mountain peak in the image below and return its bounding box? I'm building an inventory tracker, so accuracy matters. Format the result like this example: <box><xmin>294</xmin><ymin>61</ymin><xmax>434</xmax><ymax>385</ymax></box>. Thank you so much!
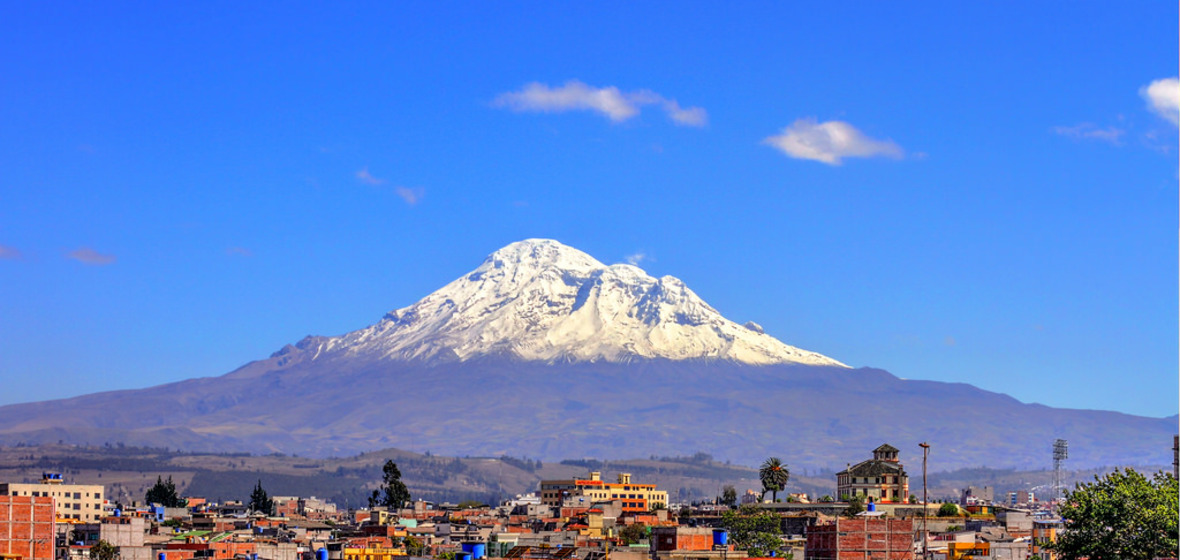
<box><xmin>298</xmin><ymin>240</ymin><xmax>848</xmax><ymax>367</ymax></box>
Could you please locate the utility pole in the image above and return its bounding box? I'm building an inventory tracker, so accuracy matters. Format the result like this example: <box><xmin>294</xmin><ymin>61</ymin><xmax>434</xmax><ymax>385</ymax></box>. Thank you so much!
<box><xmin>919</xmin><ymin>442</ymin><xmax>930</xmax><ymax>560</ymax></box>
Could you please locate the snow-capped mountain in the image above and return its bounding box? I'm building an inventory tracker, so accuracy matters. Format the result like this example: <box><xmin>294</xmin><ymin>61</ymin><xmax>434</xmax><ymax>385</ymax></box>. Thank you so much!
<box><xmin>285</xmin><ymin>239</ymin><xmax>846</xmax><ymax>367</ymax></box>
<box><xmin>0</xmin><ymin>238</ymin><xmax>1172</xmax><ymax>471</ymax></box>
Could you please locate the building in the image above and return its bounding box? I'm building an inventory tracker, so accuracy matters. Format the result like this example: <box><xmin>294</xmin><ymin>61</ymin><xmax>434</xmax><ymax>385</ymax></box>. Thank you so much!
<box><xmin>0</xmin><ymin>495</ymin><xmax>56</xmax><ymax>560</ymax></box>
<box><xmin>0</xmin><ymin>474</ymin><xmax>105</xmax><ymax>522</ymax></box>
<box><xmin>835</xmin><ymin>445</ymin><xmax>910</xmax><ymax>504</ymax></box>
<box><xmin>1030</xmin><ymin>520</ymin><xmax>1061</xmax><ymax>560</ymax></box>
<box><xmin>539</xmin><ymin>472</ymin><xmax>667</xmax><ymax>513</ymax></box>
<box><xmin>650</xmin><ymin>526</ymin><xmax>746</xmax><ymax>560</ymax></box>
<box><xmin>804</xmin><ymin>518</ymin><xmax>914</xmax><ymax>560</ymax></box>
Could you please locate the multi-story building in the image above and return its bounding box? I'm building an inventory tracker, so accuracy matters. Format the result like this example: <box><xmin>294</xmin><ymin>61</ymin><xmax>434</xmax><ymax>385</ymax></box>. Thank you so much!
<box><xmin>805</xmin><ymin>518</ymin><xmax>914</xmax><ymax>560</ymax></box>
<box><xmin>835</xmin><ymin>444</ymin><xmax>910</xmax><ymax>504</ymax></box>
<box><xmin>0</xmin><ymin>495</ymin><xmax>56</xmax><ymax>560</ymax></box>
<box><xmin>539</xmin><ymin>472</ymin><xmax>667</xmax><ymax>513</ymax></box>
<box><xmin>0</xmin><ymin>474</ymin><xmax>105</xmax><ymax>522</ymax></box>
<box><xmin>1030</xmin><ymin>520</ymin><xmax>1061</xmax><ymax>560</ymax></box>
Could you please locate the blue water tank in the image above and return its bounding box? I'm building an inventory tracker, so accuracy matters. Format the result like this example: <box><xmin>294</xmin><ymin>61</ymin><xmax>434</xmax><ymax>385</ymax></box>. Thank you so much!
<box><xmin>867</xmin><ymin>501</ymin><xmax>876</xmax><ymax>512</ymax></box>
<box><xmin>456</xmin><ymin>553</ymin><xmax>472</xmax><ymax>560</ymax></box>
<box><xmin>462</xmin><ymin>543</ymin><xmax>487</xmax><ymax>559</ymax></box>
<box><xmin>712</xmin><ymin>529</ymin><xmax>728</xmax><ymax>547</ymax></box>
<box><xmin>113</xmin><ymin>509</ymin><xmax>121</xmax><ymax>517</ymax></box>
<box><xmin>316</xmin><ymin>548</ymin><xmax>328</xmax><ymax>560</ymax></box>
<box><xmin>158</xmin><ymin>553</ymin><xmax>166</xmax><ymax>560</ymax></box>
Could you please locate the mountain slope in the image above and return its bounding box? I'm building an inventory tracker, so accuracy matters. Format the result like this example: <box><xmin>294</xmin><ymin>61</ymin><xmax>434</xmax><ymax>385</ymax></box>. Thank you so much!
<box><xmin>0</xmin><ymin>239</ymin><xmax>1170</xmax><ymax>471</ymax></box>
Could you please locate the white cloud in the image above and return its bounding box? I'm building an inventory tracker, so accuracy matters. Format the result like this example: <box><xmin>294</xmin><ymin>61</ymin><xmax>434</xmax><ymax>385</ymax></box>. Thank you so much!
<box><xmin>1053</xmin><ymin>123</ymin><xmax>1126</xmax><ymax>144</ymax></box>
<box><xmin>67</xmin><ymin>247</ymin><xmax>116</xmax><ymax>266</ymax></box>
<box><xmin>1141</xmin><ymin>77</ymin><xmax>1179</xmax><ymax>126</ymax></box>
<box><xmin>625</xmin><ymin>252</ymin><xmax>647</xmax><ymax>266</ymax></box>
<box><xmin>493</xmin><ymin>81</ymin><xmax>707</xmax><ymax>127</ymax></box>
<box><xmin>356</xmin><ymin>167</ymin><xmax>386</xmax><ymax>186</ymax></box>
<box><xmin>763</xmin><ymin>118</ymin><xmax>903</xmax><ymax>165</ymax></box>
<box><xmin>395</xmin><ymin>186</ymin><xmax>424</xmax><ymax>206</ymax></box>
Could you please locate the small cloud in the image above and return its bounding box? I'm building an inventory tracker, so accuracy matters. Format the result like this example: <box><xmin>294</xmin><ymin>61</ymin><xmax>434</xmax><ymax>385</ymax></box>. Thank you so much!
<box><xmin>395</xmin><ymin>186</ymin><xmax>424</xmax><ymax>206</ymax></box>
<box><xmin>763</xmin><ymin>118</ymin><xmax>904</xmax><ymax>165</ymax></box>
<box><xmin>66</xmin><ymin>247</ymin><xmax>116</xmax><ymax>266</ymax></box>
<box><xmin>226</xmin><ymin>247</ymin><xmax>254</xmax><ymax>257</ymax></box>
<box><xmin>493</xmin><ymin>80</ymin><xmax>707</xmax><ymax>126</ymax></box>
<box><xmin>1141</xmin><ymin>77</ymin><xmax>1179</xmax><ymax>126</ymax></box>
<box><xmin>625</xmin><ymin>252</ymin><xmax>647</xmax><ymax>266</ymax></box>
<box><xmin>356</xmin><ymin>167</ymin><xmax>386</xmax><ymax>186</ymax></box>
<box><xmin>944</xmin><ymin>336</ymin><xmax>957</xmax><ymax>347</ymax></box>
<box><xmin>0</xmin><ymin>245</ymin><xmax>23</xmax><ymax>260</ymax></box>
<box><xmin>1053</xmin><ymin>123</ymin><xmax>1126</xmax><ymax>144</ymax></box>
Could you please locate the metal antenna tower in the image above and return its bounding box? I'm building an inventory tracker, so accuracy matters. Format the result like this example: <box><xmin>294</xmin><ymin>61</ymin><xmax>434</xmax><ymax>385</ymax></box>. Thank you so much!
<box><xmin>1052</xmin><ymin>439</ymin><xmax>1068</xmax><ymax>503</ymax></box>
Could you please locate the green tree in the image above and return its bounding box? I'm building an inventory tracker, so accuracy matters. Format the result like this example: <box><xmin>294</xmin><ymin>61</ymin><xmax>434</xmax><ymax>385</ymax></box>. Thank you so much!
<box><xmin>620</xmin><ymin>523</ymin><xmax>648</xmax><ymax>545</ymax></box>
<box><xmin>759</xmin><ymin>457</ymin><xmax>789</xmax><ymax>503</ymax></box>
<box><xmin>403</xmin><ymin>536</ymin><xmax>425</xmax><ymax>556</ymax></box>
<box><xmin>938</xmin><ymin>502</ymin><xmax>960</xmax><ymax>517</ymax></box>
<box><xmin>720</xmin><ymin>485</ymin><xmax>738</xmax><ymax>507</ymax></box>
<box><xmin>1051</xmin><ymin>468</ymin><xmax>1178</xmax><ymax>560</ymax></box>
<box><xmin>843</xmin><ymin>495</ymin><xmax>864</xmax><ymax>518</ymax></box>
<box><xmin>721</xmin><ymin>504</ymin><xmax>784</xmax><ymax>557</ymax></box>
<box><xmin>369</xmin><ymin>459</ymin><xmax>412</xmax><ymax>509</ymax></box>
<box><xmin>249</xmin><ymin>479</ymin><xmax>274</xmax><ymax>515</ymax></box>
<box><xmin>90</xmin><ymin>540</ymin><xmax>117</xmax><ymax>560</ymax></box>
<box><xmin>144</xmin><ymin>475</ymin><xmax>185</xmax><ymax>508</ymax></box>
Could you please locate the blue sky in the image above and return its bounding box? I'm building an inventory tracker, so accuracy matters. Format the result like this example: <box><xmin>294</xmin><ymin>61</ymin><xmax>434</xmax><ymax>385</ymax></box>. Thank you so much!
<box><xmin>1</xmin><ymin>2</ymin><xmax>1176</xmax><ymax>418</ymax></box>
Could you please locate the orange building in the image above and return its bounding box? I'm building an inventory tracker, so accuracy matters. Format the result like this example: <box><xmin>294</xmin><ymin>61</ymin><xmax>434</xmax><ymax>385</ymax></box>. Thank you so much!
<box><xmin>0</xmin><ymin>495</ymin><xmax>55</xmax><ymax>560</ymax></box>
<box><xmin>540</xmin><ymin>472</ymin><xmax>667</xmax><ymax>513</ymax></box>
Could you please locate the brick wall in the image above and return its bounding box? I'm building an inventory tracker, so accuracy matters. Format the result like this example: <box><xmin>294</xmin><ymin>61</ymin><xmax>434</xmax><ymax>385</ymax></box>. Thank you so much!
<box><xmin>0</xmin><ymin>495</ymin><xmax>56</xmax><ymax>560</ymax></box>
<box><xmin>805</xmin><ymin>518</ymin><xmax>914</xmax><ymax>560</ymax></box>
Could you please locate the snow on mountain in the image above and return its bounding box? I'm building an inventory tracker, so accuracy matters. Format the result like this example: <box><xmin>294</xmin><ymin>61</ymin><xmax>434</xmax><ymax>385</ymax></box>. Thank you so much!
<box><xmin>288</xmin><ymin>239</ymin><xmax>847</xmax><ymax>367</ymax></box>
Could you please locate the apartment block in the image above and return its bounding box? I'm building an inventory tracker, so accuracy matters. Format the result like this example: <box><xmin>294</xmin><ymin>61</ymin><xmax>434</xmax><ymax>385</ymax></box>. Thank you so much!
<box><xmin>0</xmin><ymin>474</ymin><xmax>104</xmax><ymax>522</ymax></box>
<box><xmin>539</xmin><ymin>472</ymin><xmax>667</xmax><ymax>513</ymax></box>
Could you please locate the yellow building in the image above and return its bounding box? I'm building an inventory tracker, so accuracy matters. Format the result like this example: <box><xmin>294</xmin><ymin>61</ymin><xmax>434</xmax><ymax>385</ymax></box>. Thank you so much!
<box><xmin>946</xmin><ymin>541</ymin><xmax>989</xmax><ymax>560</ymax></box>
<box><xmin>343</xmin><ymin>547</ymin><xmax>407</xmax><ymax>560</ymax></box>
<box><xmin>0</xmin><ymin>474</ymin><xmax>105</xmax><ymax>522</ymax></box>
<box><xmin>540</xmin><ymin>472</ymin><xmax>667</xmax><ymax>513</ymax></box>
<box><xmin>1031</xmin><ymin>520</ymin><xmax>1061</xmax><ymax>560</ymax></box>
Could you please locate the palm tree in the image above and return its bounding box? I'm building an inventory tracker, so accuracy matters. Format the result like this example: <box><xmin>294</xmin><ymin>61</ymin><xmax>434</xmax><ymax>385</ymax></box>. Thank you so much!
<box><xmin>759</xmin><ymin>457</ymin><xmax>790</xmax><ymax>502</ymax></box>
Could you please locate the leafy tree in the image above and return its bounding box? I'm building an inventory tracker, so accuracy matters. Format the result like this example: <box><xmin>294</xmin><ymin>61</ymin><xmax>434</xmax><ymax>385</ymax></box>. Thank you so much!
<box><xmin>369</xmin><ymin>459</ymin><xmax>412</xmax><ymax>509</ymax></box>
<box><xmin>249</xmin><ymin>479</ymin><xmax>274</xmax><ymax>515</ymax></box>
<box><xmin>145</xmin><ymin>475</ymin><xmax>186</xmax><ymax>508</ymax></box>
<box><xmin>938</xmin><ymin>502</ymin><xmax>960</xmax><ymax>517</ymax></box>
<box><xmin>843</xmin><ymin>495</ymin><xmax>864</xmax><ymax>518</ymax></box>
<box><xmin>720</xmin><ymin>485</ymin><xmax>737</xmax><ymax>507</ymax></box>
<box><xmin>620</xmin><ymin>523</ymin><xmax>648</xmax><ymax>545</ymax></box>
<box><xmin>721</xmin><ymin>505</ymin><xmax>784</xmax><ymax>557</ymax></box>
<box><xmin>819</xmin><ymin>495</ymin><xmax>834</xmax><ymax>503</ymax></box>
<box><xmin>1051</xmin><ymin>468</ymin><xmax>1178</xmax><ymax>560</ymax></box>
<box><xmin>403</xmin><ymin>536</ymin><xmax>426</xmax><ymax>556</ymax></box>
<box><xmin>759</xmin><ymin>457</ymin><xmax>789</xmax><ymax>503</ymax></box>
<box><xmin>90</xmin><ymin>540</ymin><xmax>117</xmax><ymax>560</ymax></box>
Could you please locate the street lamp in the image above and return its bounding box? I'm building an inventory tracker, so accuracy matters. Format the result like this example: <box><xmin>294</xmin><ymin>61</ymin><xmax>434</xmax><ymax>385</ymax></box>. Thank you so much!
<box><xmin>919</xmin><ymin>442</ymin><xmax>930</xmax><ymax>560</ymax></box>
